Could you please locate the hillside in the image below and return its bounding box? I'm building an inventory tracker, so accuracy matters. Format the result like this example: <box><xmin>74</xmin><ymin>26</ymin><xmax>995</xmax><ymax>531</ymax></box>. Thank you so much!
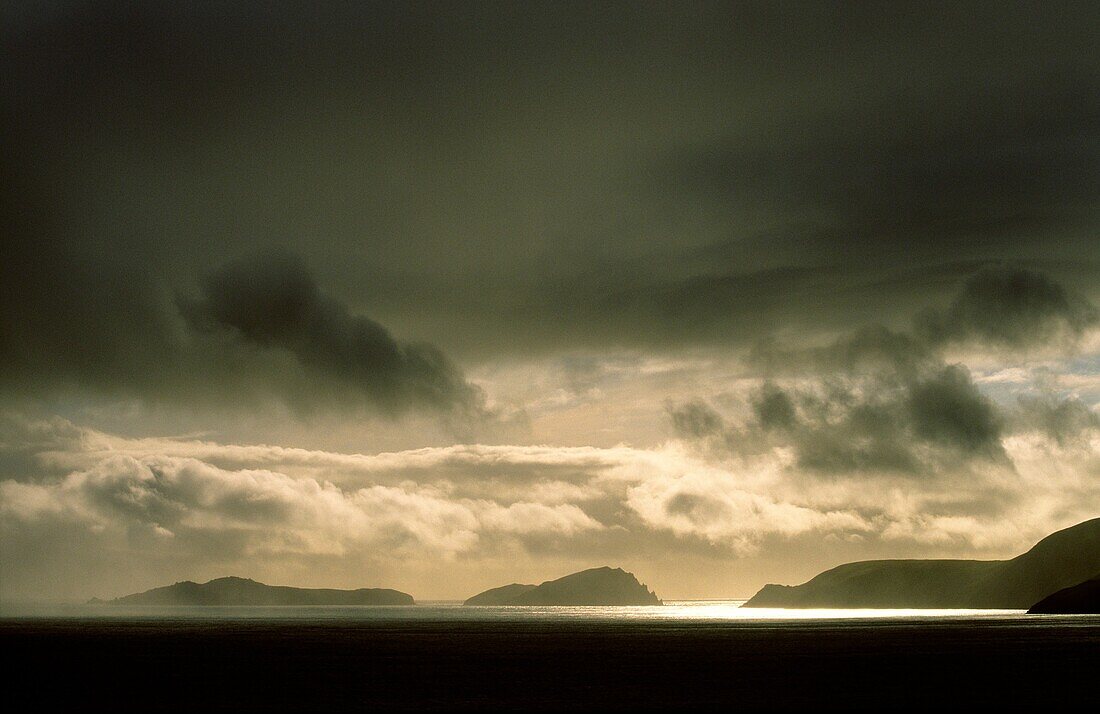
<box><xmin>1027</xmin><ymin>575</ymin><xmax>1100</xmax><ymax>614</ymax></box>
<box><xmin>463</xmin><ymin>583</ymin><xmax>538</xmax><ymax>605</ymax></box>
<box><xmin>744</xmin><ymin>518</ymin><xmax>1100</xmax><ymax>608</ymax></box>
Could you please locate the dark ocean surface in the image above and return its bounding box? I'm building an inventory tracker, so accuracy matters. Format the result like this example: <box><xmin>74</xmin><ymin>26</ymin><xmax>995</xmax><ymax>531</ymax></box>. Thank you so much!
<box><xmin>2</xmin><ymin>602</ymin><xmax>1097</xmax><ymax>711</ymax></box>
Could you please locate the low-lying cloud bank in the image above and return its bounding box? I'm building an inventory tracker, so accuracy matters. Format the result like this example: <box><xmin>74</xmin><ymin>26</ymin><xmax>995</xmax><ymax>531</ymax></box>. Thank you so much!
<box><xmin>2</xmin><ymin>410</ymin><xmax>1097</xmax><ymax>599</ymax></box>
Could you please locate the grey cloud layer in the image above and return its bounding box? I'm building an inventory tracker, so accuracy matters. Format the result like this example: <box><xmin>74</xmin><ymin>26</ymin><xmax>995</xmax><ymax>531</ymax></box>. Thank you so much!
<box><xmin>3</xmin><ymin>2</ymin><xmax>1097</xmax><ymax>362</ymax></box>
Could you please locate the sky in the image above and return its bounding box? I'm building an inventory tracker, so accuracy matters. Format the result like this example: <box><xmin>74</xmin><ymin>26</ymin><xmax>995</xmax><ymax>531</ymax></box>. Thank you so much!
<box><xmin>2</xmin><ymin>1</ymin><xmax>1099</xmax><ymax>602</ymax></box>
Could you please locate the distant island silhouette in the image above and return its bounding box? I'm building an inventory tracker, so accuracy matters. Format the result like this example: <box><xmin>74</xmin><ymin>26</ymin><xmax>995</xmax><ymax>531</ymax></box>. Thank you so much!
<box><xmin>744</xmin><ymin>518</ymin><xmax>1100</xmax><ymax>609</ymax></box>
<box><xmin>1027</xmin><ymin>575</ymin><xmax>1100</xmax><ymax>614</ymax></box>
<box><xmin>464</xmin><ymin>582</ymin><xmax>539</xmax><ymax>605</ymax></box>
<box><xmin>97</xmin><ymin>576</ymin><xmax>414</xmax><ymax>606</ymax></box>
<box><xmin>465</xmin><ymin>566</ymin><xmax>661</xmax><ymax>605</ymax></box>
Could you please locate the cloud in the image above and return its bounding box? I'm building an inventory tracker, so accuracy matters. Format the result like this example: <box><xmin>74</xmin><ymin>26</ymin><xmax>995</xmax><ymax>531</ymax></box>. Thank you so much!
<box><xmin>668</xmin><ymin>269</ymin><xmax>1099</xmax><ymax>479</ymax></box>
<box><xmin>0</xmin><ymin>419</ymin><xmax>873</xmax><ymax>572</ymax></box>
<box><xmin>5</xmin><ymin>4</ymin><xmax>1098</xmax><ymax>360</ymax></box>
<box><xmin>181</xmin><ymin>253</ymin><xmax>483</xmax><ymax>416</ymax></box>
<box><xmin>667</xmin><ymin>400</ymin><xmax>725</xmax><ymax>440</ymax></box>
<box><xmin>623</xmin><ymin>453</ymin><xmax>872</xmax><ymax>552</ymax></box>
<box><xmin>788</xmin><ymin>364</ymin><xmax>1006</xmax><ymax>473</ymax></box>
<box><xmin>751</xmin><ymin>269</ymin><xmax>1099</xmax><ymax>380</ymax></box>
<box><xmin>0</xmin><ymin>453</ymin><xmax>603</xmax><ymax>561</ymax></box>
<box><xmin>752</xmin><ymin>383</ymin><xmax>798</xmax><ymax>431</ymax></box>
<box><xmin>915</xmin><ymin>269</ymin><xmax>1098</xmax><ymax>349</ymax></box>
<box><xmin>2</xmin><ymin>4</ymin><xmax>1099</xmax><ymax>600</ymax></box>
<box><xmin>1011</xmin><ymin>394</ymin><xmax>1099</xmax><ymax>446</ymax></box>
<box><xmin>672</xmin><ymin>364</ymin><xmax>1005</xmax><ymax>478</ymax></box>
<box><xmin>4</xmin><ymin>416</ymin><xmax>1099</xmax><ymax>599</ymax></box>
<box><xmin>0</xmin><ymin>245</ymin><xmax>483</xmax><ymax>419</ymax></box>
<box><xmin>906</xmin><ymin>365</ymin><xmax>1003</xmax><ymax>455</ymax></box>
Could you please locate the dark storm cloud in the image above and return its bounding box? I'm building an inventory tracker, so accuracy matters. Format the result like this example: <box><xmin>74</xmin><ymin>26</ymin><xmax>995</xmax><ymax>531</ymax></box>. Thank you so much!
<box><xmin>906</xmin><ymin>366</ymin><xmax>1003</xmax><ymax>455</ymax></box>
<box><xmin>915</xmin><ymin>269</ymin><xmax>1098</xmax><ymax>349</ymax></box>
<box><xmin>752</xmin><ymin>384</ymin><xmax>797</xmax><ymax>432</ymax></box>
<box><xmin>181</xmin><ymin>254</ymin><xmax>481</xmax><ymax>415</ymax></box>
<box><xmin>3</xmin><ymin>2</ymin><xmax>1097</xmax><ymax>360</ymax></box>
<box><xmin>0</xmin><ymin>239</ymin><xmax>483</xmax><ymax>416</ymax></box>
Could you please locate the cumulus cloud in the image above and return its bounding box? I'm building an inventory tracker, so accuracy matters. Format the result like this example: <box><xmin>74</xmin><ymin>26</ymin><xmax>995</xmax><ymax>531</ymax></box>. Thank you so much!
<box><xmin>752</xmin><ymin>269</ymin><xmax>1099</xmax><ymax>381</ymax></box>
<box><xmin>752</xmin><ymin>384</ymin><xmax>798</xmax><ymax>431</ymax></box>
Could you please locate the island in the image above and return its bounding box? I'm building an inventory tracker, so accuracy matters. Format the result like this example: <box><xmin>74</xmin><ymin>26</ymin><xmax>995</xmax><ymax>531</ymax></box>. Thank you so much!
<box><xmin>743</xmin><ymin>517</ymin><xmax>1100</xmax><ymax>608</ymax></box>
<box><xmin>1027</xmin><ymin>575</ymin><xmax>1100</xmax><ymax>614</ymax></box>
<box><xmin>464</xmin><ymin>566</ymin><xmax>661</xmax><ymax>605</ymax></box>
<box><xmin>97</xmin><ymin>576</ymin><xmax>414</xmax><ymax>606</ymax></box>
<box><xmin>463</xmin><ymin>583</ymin><xmax>538</xmax><ymax>605</ymax></box>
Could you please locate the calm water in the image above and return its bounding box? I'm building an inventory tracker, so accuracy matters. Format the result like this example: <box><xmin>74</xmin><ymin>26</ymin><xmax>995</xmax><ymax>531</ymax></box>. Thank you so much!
<box><xmin>3</xmin><ymin>602</ymin><xmax>1098</xmax><ymax>711</ymax></box>
<box><xmin>0</xmin><ymin>598</ymin><xmax>1052</xmax><ymax>620</ymax></box>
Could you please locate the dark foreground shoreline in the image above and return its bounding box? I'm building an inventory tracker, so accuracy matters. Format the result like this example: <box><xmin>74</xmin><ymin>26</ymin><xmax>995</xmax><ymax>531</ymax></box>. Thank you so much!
<box><xmin>3</xmin><ymin>616</ymin><xmax>1098</xmax><ymax>711</ymax></box>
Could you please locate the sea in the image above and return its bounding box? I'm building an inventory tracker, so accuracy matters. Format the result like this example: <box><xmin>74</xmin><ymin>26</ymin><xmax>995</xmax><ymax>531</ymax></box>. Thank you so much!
<box><xmin>2</xmin><ymin>600</ymin><xmax>1098</xmax><ymax>711</ymax></box>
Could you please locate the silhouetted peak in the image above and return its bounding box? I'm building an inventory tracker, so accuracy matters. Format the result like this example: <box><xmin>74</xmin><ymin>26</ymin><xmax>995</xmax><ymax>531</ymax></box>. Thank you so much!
<box><xmin>465</xmin><ymin>566</ymin><xmax>660</xmax><ymax>605</ymax></box>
